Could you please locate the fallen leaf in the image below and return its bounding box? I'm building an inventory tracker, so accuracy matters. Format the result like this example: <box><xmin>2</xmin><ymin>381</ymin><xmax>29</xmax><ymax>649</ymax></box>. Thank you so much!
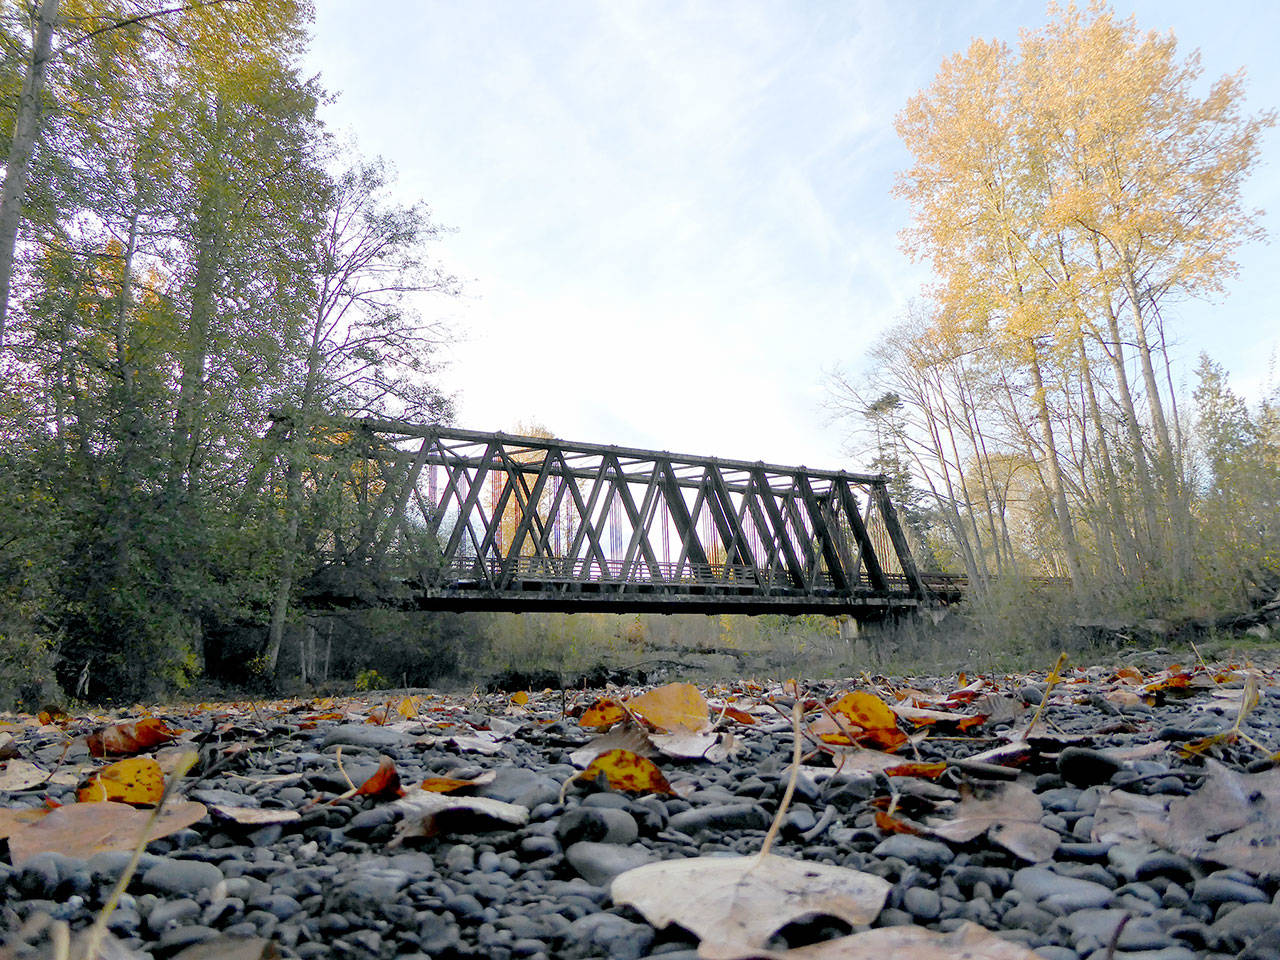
<box><xmin>0</xmin><ymin>806</ymin><xmax>49</xmax><ymax>838</ymax></box>
<box><xmin>389</xmin><ymin>791</ymin><xmax>528</xmax><ymax>842</ymax></box>
<box><xmin>876</xmin><ymin>809</ymin><xmax>923</xmax><ymax>834</ymax></box>
<box><xmin>76</xmin><ymin>756</ymin><xmax>165</xmax><ymax>805</ymax></box>
<box><xmin>580</xmin><ymin>748</ymin><xmax>674</xmax><ymax>794</ymax></box>
<box><xmin>171</xmin><ymin>936</ymin><xmax>280</xmax><ymax>960</ymax></box>
<box><xmin>626</xmin><ymin>682</ymin><xmax>710</xmax><ymax>733</ymax></box>
<box><xmin>417</xmin><ymin>771</ymin><xmax>497</xmax><ymax>793</ymax></box>
<box><xmin>353</xmin><ymin>755</ymin><xmax>406</xmax><ymax>799</ymax></box>
<box><xmin>1090</xmin><ymin>788</ymin><xmax>1170</xmax><ymax>845</ymax></box>
<box><xmin>422</xmin><ymin>732</ymin><xmax>506</xmax><ymax>754</ymax></box>
<box><xmin>569</xmin><ymin>724</ymin><xmax>656</xmax><ymax>769</ymax></box>
<box><xmin>4</xmin><ymin>800</ymin><xmax>207</xmax><ymax>866</ymax></box>
<box><xmin>883</xmin><ymin>761</ymin><xmax>947</xmax><ymax>779</ymax></box>
<box><xmin>208</xmin><ymin>805</ymin><xmax>302</xmax><ymax>825</ymax></box>
<box><xmin>611</xmin><ymin>853</ymin><xmax>891</xmax><ymax>960</ymax></box>
<box><xmin>510</xmin><ymin>691</ymin><xmax>530</xmax><ymax>706</ymax></box>
<box><xmin>86</xmin><ymin>718</ymin><xmax>181</xmax><ymax>757</ymax></box>
<box><xmin>395</xmin><ymin>696</ymin><xmax>423</xmax><ymax>718</ymax></box>
<box><xmin>0</xmin><ymin>759</ymin><xmax>50</xmax><ymax>792</ymax></box>
<box><xmin>782</xmin><ymin>920</ymin><xmax>1044</xmax><ymax>959</ymax></box>
<box><xmin>649</xmin><ymin>729</ymin><xmax>724</xmax><ymax>760</ymax></box>
<box><xmin>579</xmin><ymin>697</ymin><xmax>629</xmax><ymax>729</ymax></box>
<box><xmin>1160</xmin><ymin>759</ymin><xmax>1280</xmax><ymax>875</ymax></box>
<box><xmin>927</xmin><ymin>782</ymin><xmax>1058</xmax><ymax>862</ymax></box>
<box><xmin>716</xmin><ymin>705</ymin><xmax>757</xmax><ymax>725</ymax></box>
<box><xmin>825</xmin><ymin>692</ymin><xmax>908</xmax><ymax>751</ymax></box>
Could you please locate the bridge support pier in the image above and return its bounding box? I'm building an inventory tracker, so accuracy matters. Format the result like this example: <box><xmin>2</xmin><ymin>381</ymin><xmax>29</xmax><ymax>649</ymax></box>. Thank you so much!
<box><xmin>839</xmin><ymin>617</ymin><xmax>874</xmax><ymax>667</ymax></box>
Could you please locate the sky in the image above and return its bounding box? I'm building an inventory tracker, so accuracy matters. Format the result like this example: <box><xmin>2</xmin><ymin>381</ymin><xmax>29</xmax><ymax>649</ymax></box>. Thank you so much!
<box><xmin>305</xmin><ymin>1</ymin><xmax>1280</xmax><ymax>473</ymax></box>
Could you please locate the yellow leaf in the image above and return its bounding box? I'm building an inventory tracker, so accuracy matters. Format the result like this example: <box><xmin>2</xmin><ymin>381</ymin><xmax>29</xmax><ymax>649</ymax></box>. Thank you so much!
<box><xmin>580</xmin><ymin>748</ymin><xmax>674</xmax><ymax>795</ymax></box>
<box><xmin>510</xmin><ymin>691</ymin><xmax>529</xmax><ymax>706</ymax></box>
<box><xmin>625</xmin><ymin>683</ymin><xmax>709</xmax><ymax>733</ymax></box>
<box><xmin>76</xmin><ymin>756</ymin><xmax>165</xmax><ymax>806</ymax></box>
<box><xmin>579</xmin><ymin>697</ymin><xmax>628</xmax><ymax>729</ymax></box>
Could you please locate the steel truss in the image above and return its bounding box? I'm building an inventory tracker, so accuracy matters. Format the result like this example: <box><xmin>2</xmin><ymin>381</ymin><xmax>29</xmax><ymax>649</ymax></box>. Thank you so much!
<box><xmin>280</xmin><ymin>417</ymin><xmax>930</xmax><ymax>618</ymax></box>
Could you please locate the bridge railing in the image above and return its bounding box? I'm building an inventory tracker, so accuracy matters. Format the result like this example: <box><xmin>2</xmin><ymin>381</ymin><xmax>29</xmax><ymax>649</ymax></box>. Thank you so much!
<box><xmin>432</xmin><ymin>554</ymin><xmax>842</xmax><ymax>590</ymax></box>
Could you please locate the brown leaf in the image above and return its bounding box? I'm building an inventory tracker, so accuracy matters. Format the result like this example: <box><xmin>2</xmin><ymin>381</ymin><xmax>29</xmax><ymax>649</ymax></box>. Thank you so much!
<box><xmin>171</xmin><ymin>936</ymin><xmax>280</xmax><ymax>960</ymax></box>
<box><xmin>416</xmin><ymin>771</ymin><xmax>497</xmax><ymax>793</ymax></box>
<box><xmin>4</xmin><ymin>799</ymin><xmax>207</xmax><ymax>866</ymax></box>
<box><xmin>824</xmin><ymin>692</ymin><xmax>908</xmax><ymax>751</ymax></box>
<box><xmin>86</xmin><ymin>718</ymin><xmax>181</xmax><ymax>757</ymax></box>
<box><xmin>208</xmin><ymin>804</ymin><xmax>302</xmax><ymax>825</ymax></box>
<box><xmin>1161</xmin><ymin>759</ymin><xmax>1280</xmax><ymax>875</ymax></box>
<box><xmin>928</xmin><ymin>782</ymin><xmax>1058</xmax><ymax>862</ymax></box>
<box><xmin>611</xmin><ymin>853</ymin><xmax>891</xmax><ymax>960</ymax></box>
<box><xmin>390</xmin><ymin>791</ymin><xmax>528</xmax><ymax>842</ymax></box>
<box><xmin>781</xmin><ymin>920</ymin><xmax>1044</xmax><ymax>959</ymax></box>
<box><xmin>0</xmin><ymin>806</ymin><xmax>49</xmax><ymax>839</ymax></box>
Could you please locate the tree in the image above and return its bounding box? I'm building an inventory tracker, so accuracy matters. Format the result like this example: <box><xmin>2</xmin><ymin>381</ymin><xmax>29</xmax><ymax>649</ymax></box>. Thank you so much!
<box><xmin>0</xmin><ymin>0</ymin><xmax>287</xmax><ymax>349</ymax></box>
<box><xmin>888</xmin><ymin>1</ymin><xmax>1273</xmax><ymax>599</ymax></box>
<box><xmin>258</xmin><ymin>158</ymin><xmax>456</xmax><ymax>673</ymax></box>
<box><xmin>1192</xmin><ymin>355</ymin><xmax>1280</xmax><ymax>605</ymax></box>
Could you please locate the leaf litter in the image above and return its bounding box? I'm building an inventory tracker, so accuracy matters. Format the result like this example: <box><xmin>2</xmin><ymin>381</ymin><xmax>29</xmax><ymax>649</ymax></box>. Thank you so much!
<box><xmin>1</xmin><ymin>658</ymin><xmax>1279</xmax><ymax>957</ymax></box>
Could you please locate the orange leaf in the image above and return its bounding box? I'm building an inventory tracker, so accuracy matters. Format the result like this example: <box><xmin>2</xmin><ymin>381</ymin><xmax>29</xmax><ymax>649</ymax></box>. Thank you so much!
<box><xmin>77</xmin><ymin>756</ymin><xmax>166</xmax><ymax>805</ymax></box>
<box><xmin>86</xmin><ymin>718</ymin><xmax>180</xmax><ymax>757</ymax></box>
<box><xmin>1145</xmin><ymin>673</ymin><xmax>1191</xmax><ymax>693</ymax></box>
<box><xmin>354</xmin><ymin>756</ymin><xmax>405</xmax><ymax>799</ymax></box>
<box><xmin>829</xmin><ymin>692</ymin><xmax>908</xmax><ymax>752</ymax></box>
<box><xmin>626</xmin><ymin>683</ymin><xmax>709</xmax><ymax>733</ymax></box>
<box><xmin>579</xmin><ymin>698</ymin><xmax>628</xmax><ymax>729</ymax></box>
<box><xmin>720</xmin><ymin>705</ymin><xmax>756</xmax><ymax>725</ymax></box>
<box><xmin>580</xmin><ymin>748</ymin><xmax>674</xmax><ymax>795</ymax></box>
<box><xmin>510</xmin><ymin>691</ymin><xmax>530</xmax><ymax>706</ymax></box>
<box><xmin>883</xmin><ymin>761</ymin><xmax>947</xmax><ymax>780</ymax></box>
<box><xmin>875</xmin><ymin>809</ymin><xmax>921</xmax><ymax>835</ymax></box>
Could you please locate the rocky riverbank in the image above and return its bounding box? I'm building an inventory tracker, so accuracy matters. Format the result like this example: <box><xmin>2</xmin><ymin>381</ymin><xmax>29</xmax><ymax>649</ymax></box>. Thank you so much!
<box><xmin>4</xmin><ymin>656</ymin><xmax>1280</xmax><ymax>959</ymax></box>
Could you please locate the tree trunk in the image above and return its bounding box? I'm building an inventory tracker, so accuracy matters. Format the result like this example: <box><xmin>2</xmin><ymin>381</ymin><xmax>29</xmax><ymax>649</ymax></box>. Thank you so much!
<box><xmin>169</xmin><ymin>96</ymin><xmax>224</xmax><ymax>493</ymax></box>
<box><xmin>263</xmin><ymin>459</ymin><xmax>302</xmax><ymax>673</ymax></box>
<box><xmin>0</xmin><ymin>0</ymin><xmax>59</xmax><ymax>349</ymax></box>
<box><xmin>1094</xmin><ymin>278</ymin><xmax>1161</xmax><ymax>562</ymax></box>
<box><xmin>1026</xmin><ymin>341</ymin><xmax>1084</xmax><ymax>586</ymax></box>
<box><xmin>1078</xmin><ymin>339</ymin><xmax>1136</xmax><ymax>577</ymax></box>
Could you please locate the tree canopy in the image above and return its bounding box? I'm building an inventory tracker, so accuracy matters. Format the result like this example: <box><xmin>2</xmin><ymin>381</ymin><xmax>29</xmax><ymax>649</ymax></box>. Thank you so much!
<box><xmin>834</xmin><ymin>1</ymin><xmax>1277</xmax><ymax>618</ymax></box>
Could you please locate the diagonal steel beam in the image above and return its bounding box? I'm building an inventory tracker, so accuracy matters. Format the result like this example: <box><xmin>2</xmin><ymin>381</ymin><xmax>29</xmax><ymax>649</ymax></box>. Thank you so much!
<box><xmin>614</xmin><ymin>460</ymin><xmax>665</xmax><ymax>583</ymax></box>
<box><xmin>871</xmin><ymin>484</ymin><xmax>928</xmax><ymax>599</ymax></box>
<box><xmin>750</xmin><ymin>467</ymin><xmax>806</xmax><ymax>588</ymax></box>
<box><xmin>835</xmin><ymin>477</ymin><xmax>888</xmax><ymax>591</ymax></box>
<box><xmin>659</xmin><ymin>460</ymin><xmax>708</xmax><ymax>576</ymax></box>
<box><xmin>796</xmin><ymin>474</ymin><xmax>850</xmax><ymax>592</ymax></box>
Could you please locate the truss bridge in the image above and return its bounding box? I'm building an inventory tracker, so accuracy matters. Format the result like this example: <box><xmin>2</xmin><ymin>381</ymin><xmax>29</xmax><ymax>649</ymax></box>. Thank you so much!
<box><xmin>286</xmin><ymin>418</ymin><xmax>936</xmax><ymax>619</ymax></box>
